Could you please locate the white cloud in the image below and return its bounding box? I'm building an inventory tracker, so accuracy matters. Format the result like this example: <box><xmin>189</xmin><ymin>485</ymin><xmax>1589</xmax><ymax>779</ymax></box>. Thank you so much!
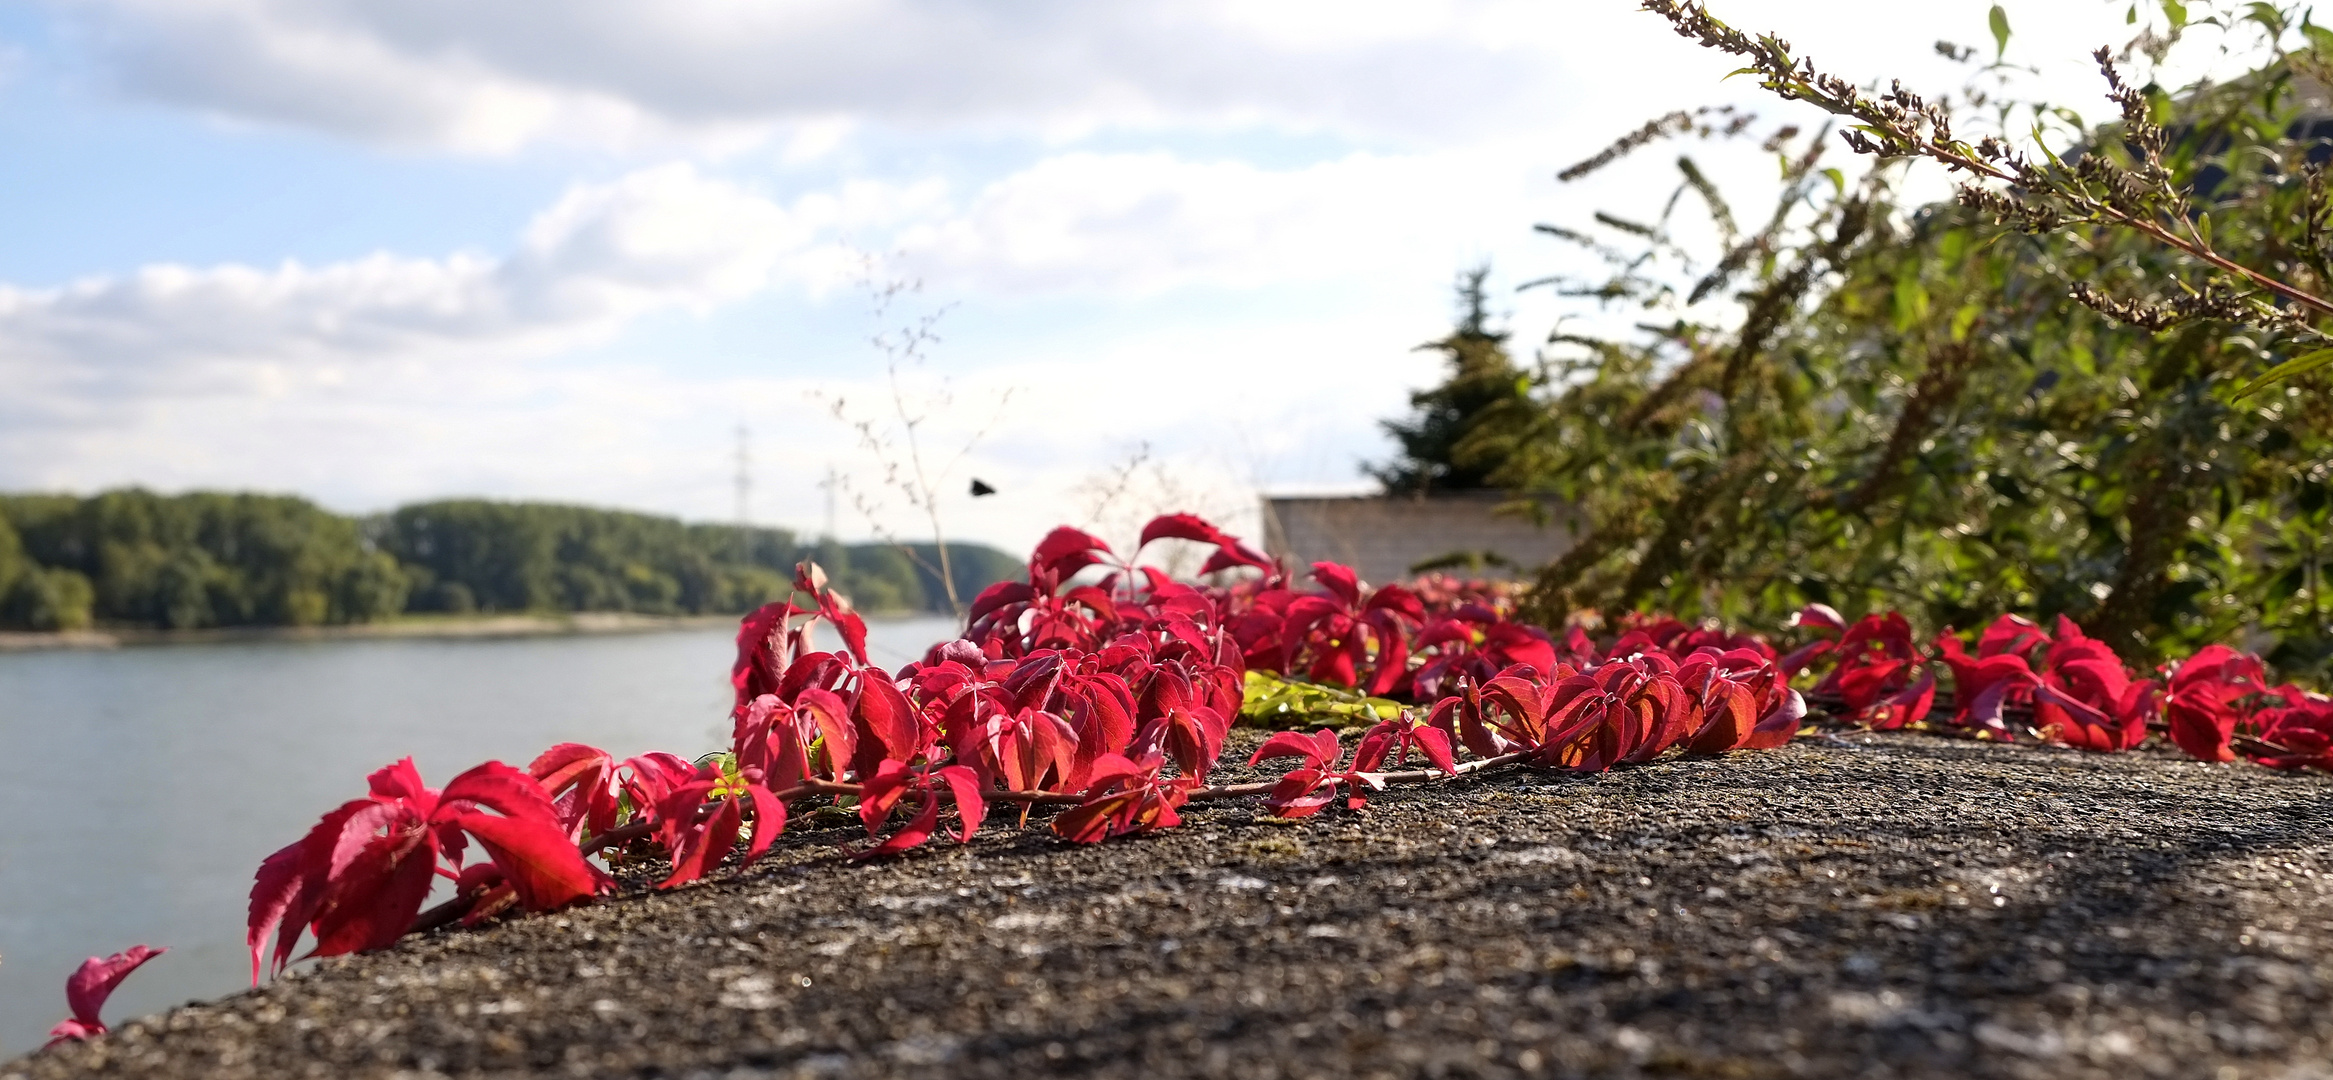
<box><xmin>49</xmin><ymin>0</ymin><xmax>1584</xmax><ymax>153</ymax></box>
<box><xmin>0</xmin><ymin>133</ymin><xmax>1567</xmax><ymax>421</ymax></box>
<box><xmin>0</xmin><ymin>163</ymin><xmax>811</xmax><ymax>408</ymax></box>
<box><xmin>893</xmin><ymin>147</ymin><xmax>1540</xmax><ymax>297</ymax></box>
<box><xmin>37</xmin><ymin>0</ymin><xmax>2215</xmax><ymax>156</ymax></box>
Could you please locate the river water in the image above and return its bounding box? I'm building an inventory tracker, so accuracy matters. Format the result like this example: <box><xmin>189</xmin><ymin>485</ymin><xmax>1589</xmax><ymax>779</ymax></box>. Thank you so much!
<box><xmin>0</xmin><ymin>617</ymin><xmax>959</xmax><ymax>1055</ymax></box>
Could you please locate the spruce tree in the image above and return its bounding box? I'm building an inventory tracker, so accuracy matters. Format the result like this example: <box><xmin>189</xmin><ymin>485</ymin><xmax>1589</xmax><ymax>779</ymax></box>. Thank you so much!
<box><xmin>1368</xmin><ymin>266</ymin><xmax>1529</xmax><ymax>494</ymax></box>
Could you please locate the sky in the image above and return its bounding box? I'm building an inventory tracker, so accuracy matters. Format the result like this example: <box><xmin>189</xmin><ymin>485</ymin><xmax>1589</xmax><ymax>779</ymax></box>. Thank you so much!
<box><xmin>0</xmin><ymin>0</ymin><xmax>2218</xmax><ymax>555</ymax></box>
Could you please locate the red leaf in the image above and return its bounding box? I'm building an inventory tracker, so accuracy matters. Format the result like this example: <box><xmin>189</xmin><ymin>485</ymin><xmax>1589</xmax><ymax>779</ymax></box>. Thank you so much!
<box><xmin>244</xmin><ymin>839</ymin><xmax>310</xmax><ymax>986</ymax></box>
<box><xmin>1743</xmin><ymin>689</ymin><xmax>1809</xmax><ymax>749</ymax></box>
<box><xmin>1348</xmin><ymin>726</ymin><xmax>1398</xmax><ymax>775</ymax></box>
<box><xmin>655</xmin><ymin>787</ymin><xmax>742</xmax><ymax>889</ymax></box>
<box><xmin>2168</xmin><ymin>697</ymin><xmax>2237</xmax><ymax>762</ymax></box>
<box><xmin>731</xmin><ymin>599</ymin><xmax>805</xmax><ymax>706</ymax></box>
<box><xmin>1777</xmin><ymin>639</ymin><xmax>1835</xmax><ymax>677</ymax></box>
<box><xmin>619</xmin><ymin>751</ymin><xmax>697</xmax><ymax>814</ymax></box>
<box><xmin>527</xmin><ymin>743</ymin><xmax>619</xmax><ymax>838</ymax></box>
<box><xmin>246</xmin><ymin>798</ymin><xmax>396</xmax><ymax>982</ymax></box>
<box><xmin>448</xmin><ymin>809</ymin><xmax>600</xmax><ymax>911</ymax></box>
<box><xmin>438</xmin><ymin>761</ymin><xmax>561</xmax><ymax>825</ymax></box>
<box><xmin>967</xmin><ymin>581</ymin><xmax>1036</xmax><ymax>627</ymax></box>
<box><xmin>1033</xmin><ymin>526</ymin><xmax>1113</xmax><ymax>577</ymax></box>
<box><xmin>1263</xmin><ymin>767</ymin><xmax>1335</xmax><ymax>818</ymax></box>
<box><xmin>1955</xmin><ymin>668</ymin><xmax>2030</xmax><ymax>736</ymax></box>
<box><xmin>2171</xmin><ymin>644</ymin><xmax>2263</xmax><ymax>693</ymax></box>
<box><xmin>823</xmin><ymin>610</ymin><xmax>867</xmax><ymax>666</ymax></box>
<box><xmin>1789</xmin><ymin>603</ymin><xmax>1846</xmax><ymax>632</ymax></box>
<box><xmin>1406</xmin><ymin>724</ymin><xmax>1458</xmax><ymax>774</ymax></box>
<box><xmin>1061</xmin><ymin>585</ymin><xmax>1121</xmax><ymax>623</ymax></box>
<box><xmin>857</xmin><ymin>760</ymin><xmax>916</xmax><ymax>836</ymax></box>
<box><xmin>1864</xmin><ymin>673</ymin><xmax>1932</xmax><ymax>731</ymax></box>
<box><xmin>366</xmin><ymin>758</ymin><xmax>433</xmax><ymax>806</ymax></box>
<box><xmin>1049</xmin><ymin>796</ymin><xmax>1124</xmax><ymax>844</ymax></box>
<box><xmin>1309</xmin><ymin>562</ymin><xmax>1362</xmax><ymax>606</ymax></box>
<box><xmin>528</xmin><ymin>743</ymin><xmax>611</xmax><ymax>789</ymax></box>
<box><xmin>1364</xmin><ymin>583</ymin><xmax>1425</xmax><ymax>622</ymax></box>
<box><xmin>1078</xmin><ymin>752</ymin><xmax>1144</xmax><ymax>790</ymax></box>
<box><xmin>1975</xmin><ymin>613</ymin><xmax>2048</xmax><ymax>660</ymax></box>
<box><xmin>1051</xmin><ymin>752</ymin><xmax>1187</xmax><ymax>843</ymax></box>
<box><xmin>1686</xmin><ymin>681</ymin><xmax>1759</xmax><ymax>754</ymax></box>
<box><xmin>43</xmin><ymin>1019</ymin><xmax>102</xmax><ymax>1046</ymax></box>
<box><xmin>1138</xmin><ymin>513</ymin><xmax>1226</xmax><ymax>548</ymax></box>
<box><xmin>55</xmin><ymin>944</ymin><xmax>166</xmax><ymax>1038</ymax></box>
<box><xmin>1197</xmin><ymin>540</ymin><xmax>1272</xmax><ymax>575</ymax></box>
<box><xmin>853</xmin><ymin>677</ymin><xmax>925</xmax><ymax>774</ymax></box>
<box><xmin>1248</xmin><ymin>729</ymin><xmax>1339</xmax><ymax>770</ymax></box>
<box><xmin>309</xmin><ymin>828</ymin><xmax>439</xmax><ymax>958</ymax></box>
<box><xmin>795</xmin><ymin>687</ymin><xmax>857</xmax><ymax>779</ymax></box>
<box><xmin>937</xmin><ymin>765</ymin><xmax>988</xmax><ymax>842</ymax></box>
<box><xmin>744</xmin><ymin>782</ymin><xmax>787</xmax><ymax>865</ymax></box>
<box><xmin>855</xmin><ymin>796</ymin><xmax>942</xmax><ymax>859</ymax></box>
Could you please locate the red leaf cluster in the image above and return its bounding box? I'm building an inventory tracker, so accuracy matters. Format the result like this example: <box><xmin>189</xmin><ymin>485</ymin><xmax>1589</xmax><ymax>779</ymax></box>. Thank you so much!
<box><xmin>1783</xmin><ymin>608</ymin><xmax>1935</xmax><ymax>729</ymax></box>
<box><xmin>1422</xmin><ymin>647</ymin><xmax>1799</xmax><ymax>772</ymax></box>
<box><xmin>2247</xmin><ymin>685</ymin><xmax>2333</xmax><ymax>770</ymax></box>
<box><xmin>961</xmin><ymin>520</ymin><xmax>1266</xmax><ymax>659</ymax></box>
<box><xmin>1776</xmin><ymin>608</ymin><xmax>2321</xmax><ymax>769</ymax></box>
<box><xmin>1050</xmin><ymin>751</ymin><xmax>1195</xmax><ymax>842</ymax></box>
<box><xmin>193</xmin><ymin>511</ymin><xmax>2327</xmax><ymax>1016</ymax></box>
<box><xmin>2164</xmin><ymin>645</ymin><xmax>2268</xmax><ymax>762</ymax></box>
<box><xmin>246</xmin><ymin>759</ymin><xmax>604</xmax><ymax>981</ymax></box>
<box><xmin>1228</xmin><ymin>563</ymin><xmax>1423</xmax><ymax>694</ymax></box>
<box><xmin>1246</xmin><ymin>715</ymin><xmax>1456</xmax><ymax>819</ymax></box>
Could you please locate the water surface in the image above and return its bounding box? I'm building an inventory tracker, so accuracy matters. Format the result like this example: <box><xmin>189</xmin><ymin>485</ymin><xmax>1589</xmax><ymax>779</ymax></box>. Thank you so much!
<box><xmin>0</xmin><ymin>617</ymin><xmax>956</xmax><ymax>1055</ymax></box>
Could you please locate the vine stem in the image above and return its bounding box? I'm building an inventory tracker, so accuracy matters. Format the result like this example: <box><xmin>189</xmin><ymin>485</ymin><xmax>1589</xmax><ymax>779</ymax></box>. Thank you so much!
<box><xmin>1754</xmin><ymin>65</ymin><xmax>2333</xmax><ymax>321</ymax></box>
<box><xmin>2233</xmin><ymin>733</ymin><xmax>2301</xmax><ymax>759</ymax></box>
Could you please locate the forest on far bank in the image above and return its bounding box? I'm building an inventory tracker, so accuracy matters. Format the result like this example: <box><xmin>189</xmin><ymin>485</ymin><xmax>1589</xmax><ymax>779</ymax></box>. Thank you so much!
<box><xmin>0</xmin><ymin>490</ymin><xmax>1016</xmax><ymax>631</ymax></box>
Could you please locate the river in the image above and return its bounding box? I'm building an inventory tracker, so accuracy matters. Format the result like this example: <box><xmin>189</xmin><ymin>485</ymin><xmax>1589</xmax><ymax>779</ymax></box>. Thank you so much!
<box><xmin>0</xmin><ymin>616</ymin><xmax>960</xmax><ymax>1055</ymax></box>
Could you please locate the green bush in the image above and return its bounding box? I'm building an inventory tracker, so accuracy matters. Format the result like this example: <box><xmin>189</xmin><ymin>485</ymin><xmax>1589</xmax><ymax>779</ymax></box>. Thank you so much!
<box><xmin>0</xmin><ymin>513</ymin><xmax>26</xmax><ymax>602</ymax></box>
<box><xmin>0</xmin><ymin>490</ymin><xmax>1019</xmax><ymax>628</ymax></box>
<box><xmin>1412</xmin><ymin>8</ymin><xmax>2333</xmax><ymax>681</ymax></box>
<box><xmin>4</xmin><ymin>566</ymin><xmax>95</xmax><ymax>631</ymax></box>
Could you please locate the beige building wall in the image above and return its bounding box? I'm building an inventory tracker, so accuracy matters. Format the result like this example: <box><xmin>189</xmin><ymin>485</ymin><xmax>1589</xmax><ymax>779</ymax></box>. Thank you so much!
<box><xmin>1259</xmin><ymin>493</ymin><xmax>1580</xmax><ymax>587</ymax></box>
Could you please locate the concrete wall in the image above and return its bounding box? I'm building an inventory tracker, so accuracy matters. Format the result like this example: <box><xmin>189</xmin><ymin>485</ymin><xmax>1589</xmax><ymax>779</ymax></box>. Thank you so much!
<box><xmin>1259</xmin><ymin>493</ymin><xmax>1579</xmax><ymax>587</ymax></box>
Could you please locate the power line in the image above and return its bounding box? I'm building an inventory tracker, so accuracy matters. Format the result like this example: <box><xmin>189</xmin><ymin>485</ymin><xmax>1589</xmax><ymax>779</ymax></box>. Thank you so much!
<box><xmin>734</xmin><ymin>425</ymin><xmax>751</xmax><ymax>563</ymax></box>
<box><xmin>819</xmin><ymin>465</ymin><xmax>839</xmax><ymax>544</ymax></box>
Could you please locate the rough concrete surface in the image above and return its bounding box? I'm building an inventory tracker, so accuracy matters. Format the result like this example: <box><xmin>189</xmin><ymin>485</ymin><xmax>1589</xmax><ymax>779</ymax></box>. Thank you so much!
<box><xmin>10</xmin><ymin>731</ymin><xmax>2333</xmax><ymax>1079</ymax></box>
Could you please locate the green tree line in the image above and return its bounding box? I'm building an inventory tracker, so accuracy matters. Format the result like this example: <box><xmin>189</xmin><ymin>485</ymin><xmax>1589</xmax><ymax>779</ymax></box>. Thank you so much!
<box><xmin>0</xmin><ymin>490</ymin><xmax>1015</xmax><ymax>631</ymax></box>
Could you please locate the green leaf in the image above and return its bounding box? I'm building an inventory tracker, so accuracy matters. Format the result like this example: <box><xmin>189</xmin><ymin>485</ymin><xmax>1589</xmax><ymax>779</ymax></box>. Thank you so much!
<box><xmin>2196</xmin><ymin>211</ymin><xmax>2212</xmax><ymax>247</ymax></box>
<box><xmin>2126</xmin><ymin>2</ymin><xmax>2138</xmax><ymax>24</ymax></box>
<box><xmin>1938</xmin><ymin>228</ymin><xmax>1970</xmax><ymax>266</ymax></box>
<box><xmin>1237</xmin><ymin>670</ymin><xmax>1402</xmax><ymax>730</ymax></box>
<box><xmin>2244</xmin><ymin>2</ymin><xmax>2285</xmax><ymax>37</ymax></box>
<box><xmin>2233</xmin><ymin>347</ymin><xmax>2333</xmax><ymax>398</ymax></box>
<box><xmin>1989</xmin><ymin>4</ymin><xmax>2012</xmax><ymax>60</ymax></box>
<box><xmin>1951</xmin><ymin>303</ymin><xmax>1983</xmax><ymax>343</ymax></box>
<box><xmin>1893</xmin><ymin>271</ymin><xmax>1932</xmax><ymax>332</ymax></box>
<box><xmin>2307</xmin><ymin>22</ymin><xmax>2333</xmax><ymax>55</ymax></box>
<box><xmin>2032</xmin><ymin>127</ymin><xmax>2068</xmax><ymax>169</ymax></box>
<box><xmin>2161</xmin><ymin>0</ymin><xmax>2188</xmax><ymax>30</ymax></box>
<box><xmin>1821</xmin><ymin>167</ymin><xmax>1846</xmax><ymax>196</ymax></box>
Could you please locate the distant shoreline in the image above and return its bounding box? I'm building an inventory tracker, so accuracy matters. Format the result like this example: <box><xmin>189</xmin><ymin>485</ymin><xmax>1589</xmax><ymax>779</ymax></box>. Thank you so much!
<box><xmin>0</xmin><ymin>612</ymin><xmax>747</xmax><ymax>652</ymax></box>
